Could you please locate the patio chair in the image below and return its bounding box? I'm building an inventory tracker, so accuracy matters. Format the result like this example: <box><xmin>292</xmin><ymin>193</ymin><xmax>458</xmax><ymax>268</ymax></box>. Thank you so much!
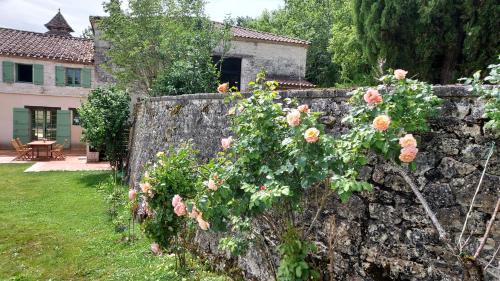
<box><xmin>51</xmin><ymin>139</ymin><xmax>67</xmax><ymax>160</ymax></box>
<box><xmin>15</xmin><ymin>138</ymin><xmax>29</xmax><ymax>149</ymax></box>
<box><xmin>11</xmin><ymin>139</ymin><xmax>32</xmax><ymax>160</ymax></box>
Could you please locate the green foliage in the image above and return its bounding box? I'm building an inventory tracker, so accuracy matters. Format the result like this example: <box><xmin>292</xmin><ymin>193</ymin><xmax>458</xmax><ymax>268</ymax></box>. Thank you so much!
<box><xmin>100</xmin><ymin>0</ymin><xmax>227</xmax><ymax>95</ymax></box>
<box><xmin>277</xmin><ymin>227</ymin><xmax>319</xmax><ymax>281</ymax></box>
<box><xmin>353</xmin><ymin>0</ymin><xmax>499</xmax><ymax>84</ymax></box>
<box><xmin>461</xmin><ymin>57</ymin><xmax>500</xmax><ymax>136</ymax></box>
<box><xmin>97</xmin><ymin>176</ymin><xmax>130</xmax><ymax>234</ymax></box>
<box><xmin>78</xmin><ymin>86</ymin><xmax>130</xmax><ymax>169</ymax></box>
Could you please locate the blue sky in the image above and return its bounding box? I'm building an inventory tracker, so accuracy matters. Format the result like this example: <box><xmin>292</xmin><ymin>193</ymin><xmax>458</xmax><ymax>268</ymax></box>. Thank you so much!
<box><xmin>0</xmin><ymin>0</ymin><xmax>283</xmax><ymax>36</ymax></box>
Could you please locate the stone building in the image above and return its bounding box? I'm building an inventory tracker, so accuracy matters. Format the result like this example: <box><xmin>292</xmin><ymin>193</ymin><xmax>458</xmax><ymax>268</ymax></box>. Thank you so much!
<box><xmin>0</xmin><ymin>11</ymin><xmax>96</xmax><ymax>150</ymax></box>
<box><xmin>90</xmin><ymin>17</ymin><xmax>314</xmax><ymax>91</ymax></box>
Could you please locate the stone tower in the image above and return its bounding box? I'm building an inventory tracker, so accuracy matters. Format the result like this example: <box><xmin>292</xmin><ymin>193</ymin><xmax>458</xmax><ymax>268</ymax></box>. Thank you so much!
<box><xmin>45</xmin><ymin>9</ymin><xmax>74</xmax><ymax>37</ymax></box>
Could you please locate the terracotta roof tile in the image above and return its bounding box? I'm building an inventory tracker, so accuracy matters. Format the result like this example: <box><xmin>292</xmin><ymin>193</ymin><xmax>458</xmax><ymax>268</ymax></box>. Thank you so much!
<box><xmin>0</xmin><ymin>27</ymin><xmax>93</xmax><ymax>63</ymax></box>
<box><xmin>270</xmin><ymin>78</ymin><xmax>316</xmax><ymax>88</ymax></box>
<box><xmin>215</xmin><ymin>22</ymin><xmax>310</xmax><ymax>46</ymax></box>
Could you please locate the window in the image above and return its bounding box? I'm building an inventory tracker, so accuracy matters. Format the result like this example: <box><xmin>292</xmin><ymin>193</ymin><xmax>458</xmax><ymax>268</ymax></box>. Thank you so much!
<box><xmin>70</xmin><ymin>108</ymin><xmax>80</xmax><ymax>125</ymax></box>
<box><xmin>66</xmin><ymin>68</ymin><xmax>81</xmax><ymax>86</ymax></box>
<box><xmin>28</xmin><ymin>107</ymin><xmax>59</xmax><ymax>141</ymax></box>
<box><xmin>212</xmin><ymin>56</ymin><xmax>242</xmax><ymax>90</ymax></box>
<box><xmin>16</xmin><ymin>64</ymin><xmax>33</xmax><ymax>83</ymax></box>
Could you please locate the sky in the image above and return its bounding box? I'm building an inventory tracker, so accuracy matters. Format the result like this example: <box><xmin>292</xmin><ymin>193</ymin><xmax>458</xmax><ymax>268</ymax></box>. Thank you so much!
<box><xmin>0</xmin><ymin>0</ymin><xmax>283</xmax><ymax>36</ymax></box>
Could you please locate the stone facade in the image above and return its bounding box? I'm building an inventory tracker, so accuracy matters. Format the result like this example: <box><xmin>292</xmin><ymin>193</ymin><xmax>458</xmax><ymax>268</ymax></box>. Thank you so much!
<box><xmin>128</xmin><ymin>86</ymin><xmax>499</xmax><ymax>280</ymax></box>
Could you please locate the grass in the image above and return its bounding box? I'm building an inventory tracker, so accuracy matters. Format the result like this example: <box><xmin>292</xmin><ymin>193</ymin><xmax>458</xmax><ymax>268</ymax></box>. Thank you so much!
<box><xmin>0</xmin><ymin>164</ymin><xmax>227</xmax><ymax>281</ymax></box>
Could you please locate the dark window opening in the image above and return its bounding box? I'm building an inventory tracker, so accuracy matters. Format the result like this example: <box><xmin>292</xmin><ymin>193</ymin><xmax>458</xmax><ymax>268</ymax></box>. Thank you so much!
<box><xmin>16</xmin><ymin>64</ymin><xmax>33</xmax><ymax>83</ymax></box>
<box><xmin>213</xmin><ymin>56</ymin><xmax>242</xmax><ymax>90</ymax></box>
<box><xmin>66</xmin><ymin>68</ymin><xmax>81</xmax><ymax>86</ymax></box>
<box><xmin>70</xmin><ymin>108</ymin><xmax>80</xmax><ymax>126</ymax></box>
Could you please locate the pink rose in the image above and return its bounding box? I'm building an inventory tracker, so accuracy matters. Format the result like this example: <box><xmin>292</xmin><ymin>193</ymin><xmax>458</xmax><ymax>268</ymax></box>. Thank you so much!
<box><xmin>128</xmin><ymin>189</ymin><xmax>137</xmax><ymax>201</ymax></box>
<box><xmin>207</xmin><ymin>179</ymin><xmax>218</xmax><ymax>191</ymax></box>
<box><xmin>260</xmin><ymin>185</ymin><xmax>267</xmax><ymax>191</ymax></box>
<box><xmin>287</xmin><ymin>110</ymin><xmax>301</xmax><ymax>127</ymax></box>
<box><xmin>196</xmin><ymin>216</ymin><xmax>210</xmax><ymax>231</ymax></box>
<box><xmin>297</xmin><ymin>104</ymin><xmax>310</xmax><ymax>113</ymax></box>
<box><xmin>141</xmin><ymin>182</ymin><xmax>151</xmax><ymax>194</ymax></box>
<box><xmin>399</xmin><ymin>134</ymin><xmax>417</xmax><ymax>148</ymax></box>
<box><xmin>172</xmin><ymin>194</ymin><xmax>182</xmax><ymax>208</ymax></box>
<box><xmin>221</xmin><ymin>136</ymin><xmax>233</xmax><ymax>150</ymax></box>
<box><xmin>304</xmin><ymin>128</ymin><xmax>320</xmax><ymax>143</ymax></box>
<box><xmin>394</xmin><ymin>69</ymin><xmax>408</xmax><ymax>80</ymax></box>
<box><xmin>399</xmin><ymin>146</ymin><xmax>418</xmax><ymax>163</ymax></box>
<box><xmin>189</xmin><ymin>206</ymin><xmax>200</xmax><ymax>219</ymax></box>
<box><xmin>151</xmin><ymin>243</ymin><xmax>162</xmax><ymax>255</ymax></box>
<box><xmin>363</xmin><ymin>88</ymin><xmax>383</xmax><ymax>105</ymax></box>
<box><xmin>217</xmin><ymin>83</ymin><xmax>229</xmax><ymax>93</ymax></box>
<box><xmin>372</xmin><ymin>115</ymin><xmax>391</xmax><ymax>132</ymax></box>
<box><xmin>174</xmin><ymin>201</ymin><xmax>187</xmax><ymax>216</ymax></box>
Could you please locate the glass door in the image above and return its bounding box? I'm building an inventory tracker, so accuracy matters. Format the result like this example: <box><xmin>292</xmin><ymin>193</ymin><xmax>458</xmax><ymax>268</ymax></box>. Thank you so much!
<box><xmin>30</xmin><ymin>108</ymin><xmax>58</xmax><ymax>141</ymax></box>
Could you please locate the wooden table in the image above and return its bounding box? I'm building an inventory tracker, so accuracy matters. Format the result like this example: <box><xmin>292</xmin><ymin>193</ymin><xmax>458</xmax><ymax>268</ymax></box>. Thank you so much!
<box><xmin>27</xmin><ymin>141</ymin><xmax>57</xmax><ymax>160</ymax></box>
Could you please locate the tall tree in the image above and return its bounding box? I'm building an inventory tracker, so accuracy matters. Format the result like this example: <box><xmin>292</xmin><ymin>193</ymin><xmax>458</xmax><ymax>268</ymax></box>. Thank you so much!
<box><xmin>99</xmin><ymin>0</ymin><xmax>227</xmax><ymax>95</ymax></box>
<box><xmin>241</xmin><ymin>0</ymin><xmax>340</xmax><ymax>87</ymax></box>
<box><xmin>354</xmin><ymin>0</ymin><xmax>500</xmax><ymax>84</ymax></box>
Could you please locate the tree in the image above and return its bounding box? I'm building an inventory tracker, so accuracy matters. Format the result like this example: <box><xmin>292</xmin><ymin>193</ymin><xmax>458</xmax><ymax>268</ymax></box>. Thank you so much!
<box><xmin>354</xmin><ymin>0</ymin><xmax>500</xmax><ymax>84</ymax></box>
<box><xmin>79</xmin><ymin>87</ymin><xmax>130</xmax><ymax>170</ymax></box>
<box><xmin>80</xmin><ymin>26</ymin><xmax>94</xmax><ymax>39</ymax></box>
<box><xmin>241</xmin><ymin>0</ymin><xmax>340</xmax><ymax>87</ymax></box>
<box><xmin>98</xmin><ymin>0</ymin><xmax>227</xmax><ymax>95</ymax></box>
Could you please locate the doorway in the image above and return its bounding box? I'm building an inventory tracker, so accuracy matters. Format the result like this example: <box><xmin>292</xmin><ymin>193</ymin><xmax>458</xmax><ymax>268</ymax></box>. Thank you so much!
<box><xmin>28</xmin><ymin>107</ymin><xmax>59</xmax><ymax>141</ymax></box>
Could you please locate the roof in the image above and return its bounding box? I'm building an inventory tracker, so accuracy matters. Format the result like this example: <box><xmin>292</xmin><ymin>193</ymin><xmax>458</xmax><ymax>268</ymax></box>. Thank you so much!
<box><xmin>45</xmin><ymin>10</ymin><xmax>74</xmax><ymax>36</ymax></box>
<box><xmin>89</xmin><ymin>16</ymin><xmax>310</xmax><ymax>47</ymax></box>
<box><xmin>0</xmin><ymin>27</ymin><xmax>94</xmax><ymax>64</ymax></box>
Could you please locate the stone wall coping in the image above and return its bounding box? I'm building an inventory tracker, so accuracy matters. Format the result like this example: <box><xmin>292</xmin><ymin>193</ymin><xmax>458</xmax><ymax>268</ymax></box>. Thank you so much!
<box><xmin>140</xmin><ymin>85</ymin><xmax>475</xmax><ymax>103</ymax></box>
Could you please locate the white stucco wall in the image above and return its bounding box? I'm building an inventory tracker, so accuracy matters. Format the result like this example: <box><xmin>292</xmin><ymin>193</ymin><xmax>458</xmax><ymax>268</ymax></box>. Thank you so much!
<box><xmin>0</xmin><ymin>56</ymin><xmax>97</xmax><ymax>150</ymax></box>
<box><xmin>214</xmin><ymin>39</ymin><xmax>308</xmax><ymax>91</ymax></box>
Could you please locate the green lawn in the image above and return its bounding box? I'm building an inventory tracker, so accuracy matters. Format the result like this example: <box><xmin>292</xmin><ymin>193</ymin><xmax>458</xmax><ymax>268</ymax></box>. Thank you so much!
<box><xmin>0</xmin><ymin>164</ymin><xmax>226</xmax><ymax>281</ymax></box>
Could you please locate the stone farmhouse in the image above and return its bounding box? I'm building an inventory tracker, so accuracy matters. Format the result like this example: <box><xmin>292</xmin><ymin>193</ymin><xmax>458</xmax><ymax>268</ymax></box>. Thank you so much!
<box><xmin>0</xmin><ymin>10</ymin><xmax>312</xmax><ymax>149</ymax></box>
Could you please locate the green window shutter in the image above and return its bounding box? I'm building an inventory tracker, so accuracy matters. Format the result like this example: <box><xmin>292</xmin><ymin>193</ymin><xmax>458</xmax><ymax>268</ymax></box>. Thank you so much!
<box><xmin>2</xmin><ymin>61</ymin><xmax>14</xmax><ymax>83</ymax></box>
<box><xmin>33</xmin><ymin>64</ymin><xmax>44</xmax><ymax>85</ymax></box>
<box><xmin>56</xmin><ymin>110</ymin><xmax>71</xmax><ymax>149</ymax></box>
<box><xmin>55</xmin><ymin>66</ymin><xmax>65</xmax><ymax>86</ymax></box>
<box><xmin>81</xmin><ymin>68</ymin><xmax>91</xmax><ymax>88</ymax></box>
<box><xmin>13</xmin><ymin>108</ymin><xmax>30</xmax><ymax>144</ymax></box>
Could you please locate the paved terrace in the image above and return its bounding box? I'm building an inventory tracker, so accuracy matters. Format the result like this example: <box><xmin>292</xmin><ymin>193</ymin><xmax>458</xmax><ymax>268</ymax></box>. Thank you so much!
<box><xmin>0</xmin><ymin>150</ymin><xmax>111</xmax><ymax>172</ymax></box>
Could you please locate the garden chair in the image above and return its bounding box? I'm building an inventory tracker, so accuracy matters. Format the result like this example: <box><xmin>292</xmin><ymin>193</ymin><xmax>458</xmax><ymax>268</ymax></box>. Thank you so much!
<box><xmin>10</xmin><ymin>139</ymin><xmax>32</xmax><ymax>160</ymax></box>
<box><xmin>15</xmin><ymin>138</ymin><xmax>29</xmax><ymax>149</ymax></box>
<box><xmin>51</xmin><ymin>139</ymin><xmax>68</xmax><ymax>160</ymax></box>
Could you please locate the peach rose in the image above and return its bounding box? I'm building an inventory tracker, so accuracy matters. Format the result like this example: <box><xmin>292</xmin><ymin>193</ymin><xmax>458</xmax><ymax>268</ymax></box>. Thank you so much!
<box><xmin>399</xmin><ymin>134</ymin><xmax>417</xmax><ymax>148</ymax></box>
<box><xmin>196</xmin><ymin>216</ymin><xmax>210</xmax><ymax>231</ymax></box>
<box><xmin>128</xmin><ymin>189</ymin><xmax>137</xmax><ymax>201</ymax></box>
<box><xmin>141</xmin><ymin>182</ymin><xmax>151</xmax><ymax>194</ymax></box>
<box><xmin>189</xmin><ymin>206</ymin><xmax>200</xmax><ymax>219</ymax></box>
<box><xmin>151</xmin><ymin>243</ymin><xmax>162</xmax><ymax>255</ymax></box>
<box><xmin>174</xmin><ymin>201</ymin><xmax>186</xmax><ymax>216</ymax></box>
<box><xmin>399</xmin><ymin>146</ymin><xmax>419</xmax><ymax>163</ymax></box>
<box><xmin>217</xmin><ymin>83</ymin><xmax>229</xmax><ymax>93</ymax></box>
<box><xmin>394</xmin><ymin>69</ymin><xmax>408</xmax><ymax>80</ymax></box>
<box><xmin>297</xmin><ymin>104</ymin><xmax>310</xmax><ymax>113</ymax></box>
<box><xmin>363</xmin><ymin>88</ymin><xmax>383</xmax><ymax>105</ymax></box>
<box><xmin>221</xmin><ymin>136</ymin><xmax>233</xmax><ymax>150</ymax></box>
<box><xmin>287</xmin><ymin>110</ymin><xmax>301</xmax><ymax>127</ymax></box>
<box><xmin>172</xmin><ymin>194</ymin><xmax>182</xmax><ymax>208</ymax></box>
<box><xmin>304</xmin><ymin>128</ymin><xmax>320</xmax><ymax>143</ymax></box>
<box><xmin>372</xmin><ymin>115</ymin><xmax>391</xmax><ymax>132</ymax></box>
<box><xmin>207</xmin><ymin>179</ymin><xmax>218</xmax><ymax>191</ymax></box>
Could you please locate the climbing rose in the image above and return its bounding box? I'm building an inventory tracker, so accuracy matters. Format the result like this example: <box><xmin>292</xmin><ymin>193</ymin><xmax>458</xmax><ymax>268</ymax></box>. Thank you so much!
<box><xmin>394</xmin><ymin>69</ymin><xmax>408</xmax><ymax>80</ymax></box>
<box><xmin>172</xmin><ymin>194</ymin><xmax>182</xmax><ymax>208</ymax></box>
<box><xmin>297</xmin><ymin>104</ymin><xmax>310</xmax><ymax>113</ymax></box>
<box><xmin>304</xmin><ymin>128</ymin><xmax>320</xmax><ymax>143</ymax></box>
<box><xmin>151</xmin><ymin>243</ymin><xmax>161</xmax><ymax>255</ymax></box>
<box><xmin>221</xmin><ymin>136</ymin><xmax>233</xmax><ymax>150</ymax></box>
<box><xmin>190</xmin><ymin>206</ymin><xmax>200</xmax><ymax>219</ymax></box>
<box><xmin>287</xmin><ymin>110</ymin><xmax>301</xmax><ymax>127</ymax></box>
<box><xmin>364</xmin><ymin>88</ymin><xmax>383</xmax><ymax>105</ymax></box>
<box><xmin>128</xmin><ymin>189</ymin><xmax>137</xmax><ymax>201</ymax></box>
<box><xmin>141</xmin><ymin>182</ymin><xmax>151</xmax><ymax>194</ymax></box>
<box><xmin>399</xmin><ymin>134</ymin><xmax>417</xmax><ymax>148</ymax></box>
<box><xmin>196</xmin><ymin>216</ymin><xmax>210</xmax><ymax>231</ymax></box>
<box><xmin>217</xmin><ymin>83</ymin><xmax>229</xmax><ymax>93</ymax></box>
<box><xmin>372</xmin><ymin>115</ymin><xmax>391</xmax><ymax>132</ymax></box>
<box><xmin>174</xmin><ymin>201</ymin><xmax>187</xmax><ymax>216</ymax></box>
<box><xmin>207</xmin><ymin>179</ymin><xmax>218</xmax><ymax>191</ymax></box>
<box><xmin>399</xmin><ymin>146</ymin><xmax>419</xmax><ymax>163</ymax></box>
<box><xmin>260</xmin><ymin>185</ymin><xmax>267</xmax><ymax>191</ymax></box>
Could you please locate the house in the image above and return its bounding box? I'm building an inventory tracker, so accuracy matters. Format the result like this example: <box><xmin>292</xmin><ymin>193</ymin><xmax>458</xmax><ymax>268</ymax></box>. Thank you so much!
<box><xmin>90</xmin><ymin>17</ymin><xmax>314</xmax><ymax>91</ymax></box>
<box><xmin>0</xmin><ymin>11</ymin><xmax>96</xmax><ymax>150</ymax></box>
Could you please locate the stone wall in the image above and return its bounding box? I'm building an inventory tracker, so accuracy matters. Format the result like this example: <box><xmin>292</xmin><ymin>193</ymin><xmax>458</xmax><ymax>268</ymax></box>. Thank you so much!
<box><xmin>128</xmin><ymin>86</ymin><xmax>499</xmax><ymax>280</ymax></box>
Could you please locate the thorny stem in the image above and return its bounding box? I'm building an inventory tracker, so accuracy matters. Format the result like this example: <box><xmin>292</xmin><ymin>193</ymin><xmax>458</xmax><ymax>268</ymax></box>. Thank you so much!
<box><xmin>386</xmin><ymin>160</ymin><xmax>449</xmax><ymax>241</ymax></box>
<box><xmin>305</xmin><ymin>182</ymin><xmax>333</xmax><ymax>238</ymax></box>
<box><xmin>459</xmin><ymin>142</ymin><xmax>496</xmax><ymax>248</ymax></box>
<box><xmin>484</xmin><ymin>243</ymin><xmax>500</xmax><ymax>270</ymax></box>
<box><xmin>474</xmin><ymin>196</ymin><xmax>500</xmax><ymax>259</ymax></box>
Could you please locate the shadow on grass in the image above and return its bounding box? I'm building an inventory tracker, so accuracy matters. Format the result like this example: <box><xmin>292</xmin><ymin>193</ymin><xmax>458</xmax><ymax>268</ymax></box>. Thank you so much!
<box><xmin>78</xmin><ymin>172</ymin><xmax>112</xmax><ymax>188</ymax></box>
